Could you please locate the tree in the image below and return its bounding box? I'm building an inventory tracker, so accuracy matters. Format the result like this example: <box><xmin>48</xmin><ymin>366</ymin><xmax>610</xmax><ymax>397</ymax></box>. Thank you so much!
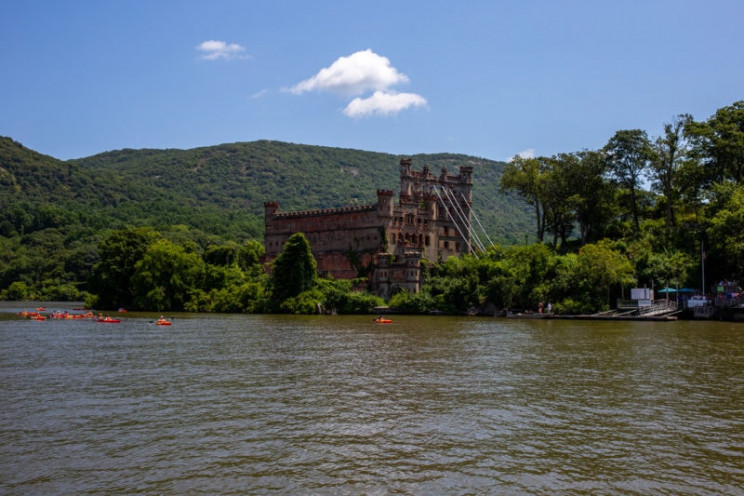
<box><xmin>501</xmin><ymin>156</ymin><xmax>549</xmax><ymax>242</ymax></box>
<box><xmin>651</xmin><ymin>115</ymin><xmax>691</xmax><ymax>235</ymax></box>
<box><xmin>575</xmin><ymin>240</ymin><xmax>636</xmax><ymax>309</ymax></box>
<box><xmin>646</xmin><ymin>250</ymin><xmax>694</xmax><ymax>299</ymax></box>
<box><xmin>542</xmin><ymin>156</ymin><xmax>575</xmax><ymax>248</ymax></box>
<box><xmin>270</xmin><ymin>233</ymin><xmax>317</xmax><ymax>304</ymax></box>
<box><xmin>571</xmin><ymin>150</ymin><xmax>616</xmax><ymax>245</ymax></box>
<box><xmin>90</xmin><ymin>227</ymin><xmax>159</xmax><ymax>309</ymax></box>
<box><xmin>131</xmin><ymin>239</ymin><xmax>205</xmax><ymax>311</ymax></box>
<box><xmin>604</xmin><ymin>130</ymin><xmax>655</xmax><ymax>235</ymax></box>
<box><xmin>686</xmin><ymin>100</ymin><xmax>744</xmax><ymax>184</ymax></box>
<box><xmin>705</xmin><ymin>183</ymin><xmax>744</xmax><ymax>279</ymax></box>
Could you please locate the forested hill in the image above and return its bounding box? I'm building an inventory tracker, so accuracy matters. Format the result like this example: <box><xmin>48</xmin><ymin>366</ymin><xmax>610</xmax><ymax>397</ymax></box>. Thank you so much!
<box><xmin>3</xmin><ymin>137</ymin><xmax>531</xmax><ymax>243</ymax></box>
<box><xmin>72</xmin><ymin>141</ymin><xmax>531</xmax><ymax>241</ymax></box>
<box><xmin>0</xmin><ymin>136</ymin><xmax>532</xmax><ymax>299</ymax></box>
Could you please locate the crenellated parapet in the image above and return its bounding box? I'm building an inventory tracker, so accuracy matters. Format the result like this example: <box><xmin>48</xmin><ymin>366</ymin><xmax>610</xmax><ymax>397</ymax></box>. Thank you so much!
<box><xmin>273</xmin><ymin>204</ymin><xmax>376</xmax><ymax>219</ymax></box>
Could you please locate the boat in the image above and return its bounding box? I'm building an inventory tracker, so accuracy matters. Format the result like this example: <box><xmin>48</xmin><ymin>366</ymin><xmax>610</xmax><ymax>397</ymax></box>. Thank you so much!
<box><xmin>155</xmin><ymin>318</ymin><xmax>172</xmax><ymax>326</ymax></box>
<box><xmin>97</xmin><ymin>316</ymin><xmax>121</xmax><ymax>323</ymax></box>
<box><xmin>374</xmin><ymin>317</ymin><xmax>393</xmax><ymax>324</ymax></box>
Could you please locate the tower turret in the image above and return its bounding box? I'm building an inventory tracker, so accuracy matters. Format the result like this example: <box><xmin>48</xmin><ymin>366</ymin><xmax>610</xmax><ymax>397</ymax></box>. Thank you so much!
<box><xmin>377</xmin><ymin>189</ymin><xmax>394</xmax><ymax>218</ymax></box>
<box><xmin>399</xmin><ymin>158</ymin><xmax>413</xmax><ymax>200</ymax></box>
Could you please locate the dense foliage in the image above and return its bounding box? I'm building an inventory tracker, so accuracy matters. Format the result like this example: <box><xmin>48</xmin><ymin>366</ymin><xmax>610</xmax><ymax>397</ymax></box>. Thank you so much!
<box><xmin>2</xmin><ymin>100</ymin><xmax>743</xmax><ymax>315</ymax></box>
<box><xmin>0</xmin><ymin>137</ymin><xmax>528</xmax><ymax>302</ymax></box>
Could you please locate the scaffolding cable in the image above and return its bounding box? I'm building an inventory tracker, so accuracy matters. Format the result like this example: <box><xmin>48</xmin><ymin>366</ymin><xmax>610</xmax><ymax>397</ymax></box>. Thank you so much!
<box><xmin>441</xmin><ymin>187</ymin><xmax>486</xmax><ymax>252</ymax></box>
<box><xmin>433</xmin><ymin>188</ymin><xmax>478</xmax><ymax>258</ymax></box>
<box><xmin>460</xmin><ymin>192</ymin><xmax>495</xmax><ymax>248</ymax></box>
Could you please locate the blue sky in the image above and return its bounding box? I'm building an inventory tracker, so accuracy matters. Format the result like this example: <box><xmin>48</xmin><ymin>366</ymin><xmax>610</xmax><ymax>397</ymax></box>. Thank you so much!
<box><xmin>2</xmin><ymin>0</ymin><xmax>742</xmax><ymax>162</ymax></box>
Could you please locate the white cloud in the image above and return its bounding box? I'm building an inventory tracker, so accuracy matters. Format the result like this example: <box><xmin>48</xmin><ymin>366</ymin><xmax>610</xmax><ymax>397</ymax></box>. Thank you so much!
<box><xmin>507</xmin><ymin>149</ymin><xmax>536</xmax><ymax>162</ymax></box>
<box><xmin>344</xmin><ymin>91</ymin><xmax>427</xmax><ymax>118</ymax></box>
<box><xmin>289</xmin><ymin>49</ymin><xmax>427</xmax><ymax>118</ymax></box>
<box><xmin>291</xmin><ymin>49</ymin><xmax>409</xmax><ymax>96</ymax></box>
<box><xmin>196</xmin><ymin>40</ymin><xmax>247</xmax><ymax>60</ymax></box>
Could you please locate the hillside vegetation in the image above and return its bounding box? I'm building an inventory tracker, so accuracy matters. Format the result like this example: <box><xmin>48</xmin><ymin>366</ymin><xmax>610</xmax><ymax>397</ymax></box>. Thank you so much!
<box><xmin>0</xmin><ymin>137</ymin><xmax>528</xmax><ymax>300</ymax></box>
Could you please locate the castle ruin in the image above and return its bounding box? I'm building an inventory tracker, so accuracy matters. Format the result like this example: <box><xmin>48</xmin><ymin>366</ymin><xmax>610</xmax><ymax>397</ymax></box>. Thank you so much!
<box><xmin>264</xmin><ymin>159</ymin><xmax>474</xmax><ymax>297</ymax></box>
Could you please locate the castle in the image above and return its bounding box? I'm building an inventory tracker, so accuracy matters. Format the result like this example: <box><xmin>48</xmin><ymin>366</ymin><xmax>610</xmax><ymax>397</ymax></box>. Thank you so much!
<box><xmin>264</xmin><ymin>159</ymin><xmax>474</xmax><ymax>297</ymax></box>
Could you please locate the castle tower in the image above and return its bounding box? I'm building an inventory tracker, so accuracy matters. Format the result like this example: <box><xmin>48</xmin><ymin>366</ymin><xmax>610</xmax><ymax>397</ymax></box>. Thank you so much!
<box><xmin>263</xmin><ymin>201</ymin><xmax>279</xmax><ymax>233</ymax></box>
<box><xmin>377</xmin><ymin>189</ymin><xmax>394</xmax><ymax>218</ymax></box>
<box><xmin>399</xmin><ymin>158</ymin><xmax>413</xmax><ymax>201</ymax></box>
<box><xmin>458</xmin><ymin>166</ymin><xmax>474</xmax><ymax>204</ymax></box>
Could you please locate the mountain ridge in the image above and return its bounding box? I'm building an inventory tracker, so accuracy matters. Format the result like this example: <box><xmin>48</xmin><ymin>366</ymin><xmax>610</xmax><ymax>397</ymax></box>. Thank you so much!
<box><xmin>2</xmin><ymin>136</ymin><xmax>532</xmax><ymax>243</ymax></box>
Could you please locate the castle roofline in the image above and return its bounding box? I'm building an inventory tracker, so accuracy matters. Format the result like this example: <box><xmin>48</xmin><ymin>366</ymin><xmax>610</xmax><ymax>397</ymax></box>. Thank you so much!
<box><xmin>272</xmin><ymin>204</ymin><xmax>377</xmax><ymax>219</ymax></box>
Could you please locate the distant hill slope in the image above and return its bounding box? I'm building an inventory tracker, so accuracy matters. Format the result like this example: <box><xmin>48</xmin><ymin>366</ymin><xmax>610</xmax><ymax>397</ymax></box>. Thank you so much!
<box><xmin>1</xmin><ymin>136</ymin><xmax>532</xmax><ymax>244</ymax></box>
<box><xmin>70</xmin><ymin>140</ymin><xmax>532</xmax><ymax>244</ymax></box>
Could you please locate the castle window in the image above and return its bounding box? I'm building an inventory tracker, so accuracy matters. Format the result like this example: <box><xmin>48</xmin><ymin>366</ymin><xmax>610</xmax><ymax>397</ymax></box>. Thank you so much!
<box><xmin>456</xmin><ymin>242</ymin><xmax>460</xmax><ymax>252</ymax></box>
<box><xmin>425</xmin><ymin>235</ymin><xmax>430</xmax><ymax>246</ymax></box>
<box><xmin>444</xmin><ymin>241</ymin><xmax>450</xmax><ymax>249</ymax></box>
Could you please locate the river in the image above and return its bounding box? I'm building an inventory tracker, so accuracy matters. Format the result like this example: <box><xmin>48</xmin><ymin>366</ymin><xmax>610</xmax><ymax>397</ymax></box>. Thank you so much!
<box><xmin>1</xmin><ymin>303</ymin><xmax>743</xmax><ymax>495</ymax></box>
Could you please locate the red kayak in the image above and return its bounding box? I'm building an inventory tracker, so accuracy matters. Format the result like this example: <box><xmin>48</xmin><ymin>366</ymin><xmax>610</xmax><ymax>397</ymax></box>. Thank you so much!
<box><xmin>155</xmin><ymin>319</ymin><xmax>172</xmax><ymax>326</ymax></box>
<box><xmin>97</xmin><ymin>317</ymin><xmax>121</xmax><ymax>323</ymax></box>
<box><xmin>374</xmin><ymin>317</ymin><xmax>393</xmax><ymax>324</ymax></box>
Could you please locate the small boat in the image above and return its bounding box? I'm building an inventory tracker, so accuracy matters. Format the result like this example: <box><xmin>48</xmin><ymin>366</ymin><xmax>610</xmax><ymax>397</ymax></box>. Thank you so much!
<box><xmin>33</xmin><ymin>314</ymin><xmax>46</xmax><ymax>321</ymax></box>
<box><xmin>374</xmin><ymin>317</ymin><xmax>393</xmax><ymax>324</ymax></box>
<box><xmin>155</xmin><ymin>318</ymin><xmax>172</xmax><ymax>326</ymax></box>
<box><xmin>97</xmin><ymin>316</ymin><xmax>121</xmax><ymax>323</ymax></box>
<box><xmin>36</xmin><ymin>307</ymin><xmax>46</xmax><ymax>312</ymax></box>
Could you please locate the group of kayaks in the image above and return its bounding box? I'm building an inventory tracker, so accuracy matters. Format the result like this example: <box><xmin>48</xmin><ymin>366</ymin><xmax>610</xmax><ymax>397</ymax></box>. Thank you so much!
<box><xmin>17</xmin><ymin>308</ymin><xmax>172</xmax><ymax>326</ymax></box>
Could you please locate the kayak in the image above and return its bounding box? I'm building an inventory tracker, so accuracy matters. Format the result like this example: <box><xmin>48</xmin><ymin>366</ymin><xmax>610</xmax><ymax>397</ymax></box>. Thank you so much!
<box><xmin>97</xmin><ymin>317</ymin><xmax>121</xmax><ymax>323</ymax></box>
<box><xmin>155</xmin><ymin>319</ymin><xmax>172</xmax><ymax>326</ymax></box>
<box><xmin>374</xmin><ymin>318</ymin><xmax>393</xmax><ymax>324</ymax></box>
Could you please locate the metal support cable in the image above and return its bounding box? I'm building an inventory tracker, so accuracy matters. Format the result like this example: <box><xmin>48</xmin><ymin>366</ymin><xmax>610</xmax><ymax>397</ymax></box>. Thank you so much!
<box><xmin>460</xmin><ymin>192</ymin><xmax>495</xmax><ymax>248</ymax></box>
<box><xmin>433</xmin><ymin>188</ymin><xmax>478</xmax><ymax>258</ymax></box>
<box><xmin>441</xmin><ymin>186</ymin><xmax>485</xmax><ymax>252</ymax></box>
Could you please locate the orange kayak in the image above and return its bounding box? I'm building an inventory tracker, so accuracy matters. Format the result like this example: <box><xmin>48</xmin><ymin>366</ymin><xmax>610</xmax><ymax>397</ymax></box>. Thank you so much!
<box><xmin>374</xmin><ymin>318</ymin><xmax>393</xmax><ymax>324</ymax></box>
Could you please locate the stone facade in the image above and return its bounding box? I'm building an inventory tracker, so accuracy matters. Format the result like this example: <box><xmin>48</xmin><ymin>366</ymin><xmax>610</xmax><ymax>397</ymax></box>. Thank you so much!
<box><xmin>264</xmin><ymin>159</ymin><xmax>473</xmax><ymax>297</ymax></box>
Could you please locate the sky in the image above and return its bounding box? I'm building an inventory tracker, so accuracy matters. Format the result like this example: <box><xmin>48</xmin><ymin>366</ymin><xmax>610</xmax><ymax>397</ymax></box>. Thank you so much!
<box><xmin>2</xmin><ymin>0</ymin><xmax>743</xmax><ymax>162</ymax></box>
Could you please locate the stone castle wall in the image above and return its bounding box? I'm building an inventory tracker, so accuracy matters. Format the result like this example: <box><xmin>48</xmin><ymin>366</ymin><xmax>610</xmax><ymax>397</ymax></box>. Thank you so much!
<box><xmin>263</xmin><ymin>159</ymin><xmax>475</xmax><ymax>296</ymax></box>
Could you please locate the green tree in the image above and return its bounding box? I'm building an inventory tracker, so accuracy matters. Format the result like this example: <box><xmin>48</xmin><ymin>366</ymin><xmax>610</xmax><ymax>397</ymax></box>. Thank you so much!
<box><xmin>650</xmin><ymin>115</ymin><xmax>690</xmax><ymax>235</ymax></box>
<box><xmin>237</xmin><ymin>240</ymin><xmax>266</xmax><ymax>274</ymax></box>
<box><xmin>90</xmin><ymin>227</ymin><xmax>159</xmax><ymax>309</ymax></box>
<box><xmin>705</xmin><ymin>183</ymin><xmax>744</xmax><ymax>279</ymax></box>
<box><xmin>568</xmin><ymin>150</ymin><xmax>615</xmax><ymax>245</ymax></box>
<box><xmin>686</xmin><ymin>100</ymin><xmax>744</xmax><ymax>184</ymax></box>
<box><xmin>270</xmin><ymin>233</ymin><xmax>317</xmax><ymax>305</ymax></box>
<box><xmin>646</xmin><ymin>250</ymin><xmax>694</xmax><ymax>299</ymax></box>
<box><xmin>575</xmin><ymin>240</ymin><xmax>636</xmax><ymax>309</ymax></box>
<box><xmin>131</xmin><ymin>238</ymin><xmax>205</xmax><ymax>311</ymax></box>
<box><xmin>604</xmin><ymin>130</ymin><xmax>655</xmax><ymax>235</ymax></box>
<box><xmin>501</xmin><ymin>156</ymin><xmax>548</xmax><ymax>242</ymax></box>
<box><xmin>3</xmin><ymin>281</ymin><xmax>30</xmax><ymax>300</ymax></box>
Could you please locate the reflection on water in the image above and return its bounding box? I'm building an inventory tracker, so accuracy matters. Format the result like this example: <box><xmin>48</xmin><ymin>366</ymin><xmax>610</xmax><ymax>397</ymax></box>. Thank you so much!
<box><xmin>1</xmin><ymin>306</ymin><xmax>744</xmax><ymax>494</ymax></box>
